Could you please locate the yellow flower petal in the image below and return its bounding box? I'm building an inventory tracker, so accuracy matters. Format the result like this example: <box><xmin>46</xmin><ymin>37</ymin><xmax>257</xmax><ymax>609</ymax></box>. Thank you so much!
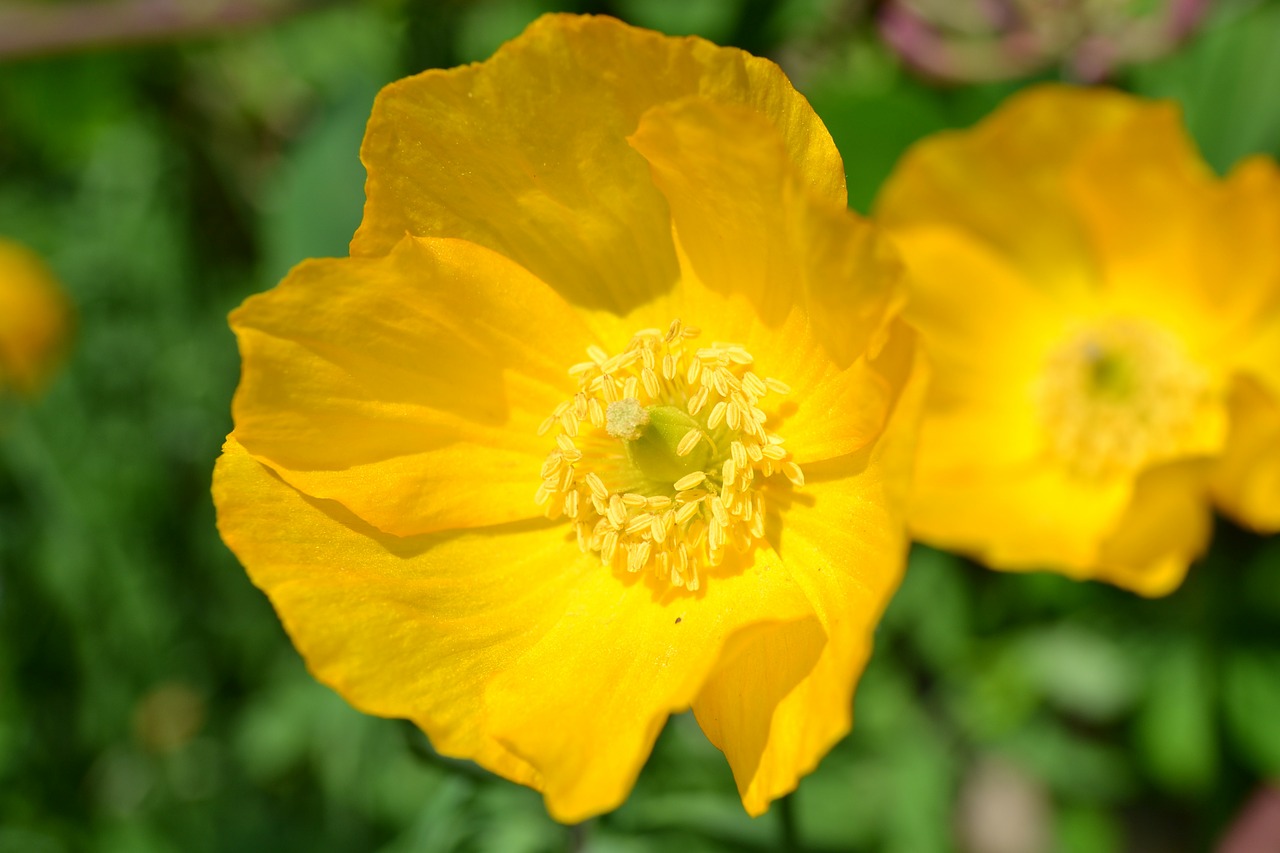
<box><xmin>892</xmin><ymin>226</ymin><xmax>1064</xmax><ymax>499</ymax></box>
<box><xmin>1240</xmin><ymin>314</ymin><xmax>1280</xmax><ymax>398</ymax></box>
<box><xmin>911</xmin><ymin>466</ymin><xmax>1133</xmax><ymax>574</ymax></box>
<box><xmin>354</xmin><ymin>13</ymin><xmax>844</xmax><ymax>314</ymax></box>
<box><xmin>1213</xmin><ymin>376</ymin><xmax>1280</xmax><ymax>533</ymax></box>
<box><xmin>483</xmin><ymin>545</ymin><xmax>823</xmax><ymax>823</ymax></box>
<box><xmin>1095</xmin><ymin>461</ymin><xmax>1213</xmax><ymax>596</ymax></box>
<box><xmin>893</xmin><ymin>225</ymin><xmax>1070</xmax><ymax>405</ymax></box>
<box><xmin>1069</xmin><ymin>114</ymin><xmax>1280</xmax><ymax>357</ymax></box>
<box><xmin>214</xmin><ymin>435</ymin><xmax>822</xmax><ymax>823</ymax></box>
<box><xmin>694</xmin><ymin>339</ymin><xmax>925</xmax><ymax>814</ymax></box>
<box><xmin>911</xmin><ymin>389</ymin><xmax>1220</xmax><ymax>586</ymax></box>
<box><xmin>901</xmin><ymin>218</ymin><xmax>1231</xmax><ymax>480</ymax></box>
<box><xmin>0</xmin><ymin>238</ymin><xmax>72</xmax><ymax>397</ymax></box>
<box><xmin>214</xmin><ymin>436</ymin><xmax>545</xmax><ymax>787</ymax></box>
<box><xmin>875</xmin><ymin>84</ymin><xmax>1142</xmax><ymax>302</ymax></box>
<box><xmin>231</xmin><ymin>236</ymin><xmax>595</xmax><ymax>536</ymax></box>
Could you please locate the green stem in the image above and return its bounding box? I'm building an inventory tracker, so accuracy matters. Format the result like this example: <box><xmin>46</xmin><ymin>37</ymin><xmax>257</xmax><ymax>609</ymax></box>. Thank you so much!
<box><xmin>778</xmin><ymin>791</ymin><xmax>802</xmax><ymax>853</ymax></box>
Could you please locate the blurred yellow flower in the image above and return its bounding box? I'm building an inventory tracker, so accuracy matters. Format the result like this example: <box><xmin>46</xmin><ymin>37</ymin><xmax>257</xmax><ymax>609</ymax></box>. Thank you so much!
<box><xmin>0</xmin><ymin>238</ymin><xmax>71</xmax><ymax>398</ymax></box>
<box><xmin>875</xmin><ymin>84</ymin><xmax>1280</xmax><ymax>596</ymax></box>
<box><xmin>213</xmin><ymin>14</ymin><xmax>923</xmax><ymax>821</ymax></box>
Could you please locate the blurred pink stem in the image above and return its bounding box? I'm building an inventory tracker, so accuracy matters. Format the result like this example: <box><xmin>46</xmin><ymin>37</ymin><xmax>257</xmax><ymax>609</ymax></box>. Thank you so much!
<box><xmin>0</xmin><ymin>0</ymin><xmax>326</xmax><ymax>60</ymax></box>
<box><xmin>1219</xmin><ymin>785</ymin><xmax>1280</xmax><ymax>853</ymax></box>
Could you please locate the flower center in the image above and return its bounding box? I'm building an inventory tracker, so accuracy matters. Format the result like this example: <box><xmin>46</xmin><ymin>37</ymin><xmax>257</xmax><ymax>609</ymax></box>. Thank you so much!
<box><xmin>1034</xmin><ymin>317</ymin><xmax>1213</xmax><ymax>479</ymax></box>
<box><xmin>535</xmin><ymin>319</ymin><xmax>802</xmax><ymax>591</ymax></box>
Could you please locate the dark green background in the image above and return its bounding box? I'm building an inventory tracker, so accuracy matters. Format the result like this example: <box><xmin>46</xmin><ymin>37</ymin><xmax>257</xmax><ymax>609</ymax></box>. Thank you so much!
<box><xmin>2</xmin><ymin>1</ymin><xmax>1279</xmax><ymax>850</ymax></box>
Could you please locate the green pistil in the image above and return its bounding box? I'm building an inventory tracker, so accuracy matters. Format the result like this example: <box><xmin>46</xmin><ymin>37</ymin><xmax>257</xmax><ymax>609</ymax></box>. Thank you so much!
<box><xmin>608</xmin><ymin>401</ymin><xmax>710</xmax><ymax>487</ymax></box>
<box><xmin>1085</xmin><ymin>346</ymin><xmax>1137</xmax><ymax>400</ymax></box>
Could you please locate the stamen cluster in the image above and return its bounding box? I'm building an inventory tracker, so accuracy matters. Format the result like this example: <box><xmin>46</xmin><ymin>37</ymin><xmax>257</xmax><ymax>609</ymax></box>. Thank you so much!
<box><xmin>536</xmin><ymin>319</ymin><xmax>803</xmax><ymax>590</ymax></box>
<box><xmin>1035</xmin><ymin>318</ymin><xmax>1216</xmax><ymax>479</ymax></box>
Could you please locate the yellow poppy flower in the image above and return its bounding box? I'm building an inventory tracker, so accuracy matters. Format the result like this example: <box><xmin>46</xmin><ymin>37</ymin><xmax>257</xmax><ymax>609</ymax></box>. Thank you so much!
<box><xmin>875</xmin><ymin>84</ymin><xmax>1280</xmax><ymax>596</ymax></box>
<box><xmin>0</xmin><ymin>238</ymin><xmax>71</xmax><ymax>398</ymax></box>
<box><xmin>213</xmin><ymin>14</ymin><xmax>924</xmax><ymax>822</ymax></box>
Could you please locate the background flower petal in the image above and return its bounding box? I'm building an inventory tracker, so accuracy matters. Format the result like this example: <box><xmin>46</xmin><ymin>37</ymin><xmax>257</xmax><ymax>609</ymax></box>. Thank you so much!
<box><xmin>1239</xmin><ymin>315</ymin><xmax>1280</xmax><ymax>398</ymax></box>
<box><xmin>1095</xmin><ymin>461</ymin><xmax>1213</xmax><ymax>596</ymax></box>
<box><xmin>892</xmin><ymin>225</ymin><xmax>1071</xmax><ymax>408</ymax></box>
<box><xmin>892</xmin><ymin>224</ymin><xmax>1068</xmax><ymax>515</ymax></box>
<box><xmin>231</xmin><ymin>236</ymin><xmax>594</xmax><ymax>537</ymax></box>
<box><xmin>354</xmin><ymin>13</ymin><xmax>845</xmax><ymax>314</ymax></box>
<box><xmin>874</xmin><ymin>84</ymin><xmax>1142</xmax><ymax>302</ymax></box>
<box><xmin>910</xmin><ymin>465</ymin><xmax>1133</xmax><ymax>574</ymax></box>
<box><xmin>1069</xmin><ymin>119</ymin><xmax>1280</xmax><ymax>358</ymax></box>
<box><xmin>693</xmin><ymin>338</ymin><xmax>925</xmax><ymax>814</ymax></box>
<box><xmin>1212</xmin><ymin>376</ymin><xmax>1280</xmax><ymax>533</ymax></box>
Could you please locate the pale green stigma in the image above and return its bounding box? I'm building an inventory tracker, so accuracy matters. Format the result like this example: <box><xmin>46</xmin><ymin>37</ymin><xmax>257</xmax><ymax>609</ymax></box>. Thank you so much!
<box><xmin>605</xmin><ymin>398</ymin><xmax>649</xmax><ymax>441</ymax></box>
<box><xmin>613</xmin><ymin>403</ymin><xmax>710</xmax><ymax>487</ymax></box>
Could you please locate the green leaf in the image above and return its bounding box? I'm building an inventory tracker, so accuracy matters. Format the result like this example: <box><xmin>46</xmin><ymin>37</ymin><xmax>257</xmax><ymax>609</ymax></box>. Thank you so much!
<box><xmin>613</xmin><ymin>0</ymin><xmax>745</xmax><ymax>42</ymax></box>
<box><xmin>1055</xmin><ymin>805</ymin><xmax>1122</xmax><ymax>853</ymax></box>
<box><xmin>1127</xmin><ymin>1</ymin><xmax>1280</xmax><ymax>170</ymax></box>
<box><xmin>882</xmin><ymin>546</ymin><xmax>973</xmax><ymax>671</ymax></box>
<box><xmin>1018</xmin><ymin>625</ymin><xmax>1140</xmax><ymax>723</ymax></box>
<box><xmin>999</xmin><ymin>719</ymin><xmax>1134</xmax><ymax>803</ymax></box>
<box><xmin>807</xmin><ymin>73</ymin><xmax>950</xmax><ymax>214</ymax></box>
<box><xmin>1134</xmin><ymin>637</ymin><xmax>1218</xmax><ymax>794</ymax></box>
<box><xmin>456</xmin><ymin>0</ymin><xmax>568</xmax><ymax>64</ymax></box>
<box><xmin>258</xmin><ymin>92</ymin><xmax>374</xmax><ymax>282</ymax></box>
<box><xmin>1222</xmin><ymin>648</ymin><xmax>1280</xmax><ymax>776</ymax></box>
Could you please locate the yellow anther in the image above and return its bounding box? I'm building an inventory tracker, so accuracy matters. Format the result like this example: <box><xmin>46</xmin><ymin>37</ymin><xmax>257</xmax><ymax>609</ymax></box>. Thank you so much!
<box><xmin>673</xmin><ymin>471</ymin><xmax>706</xmax><ymax>492</ymax></box>
<box><xmin>676</xmin><ymin>428</ymin><xmax>704</xmax><ymax>457</ymax></box>
<box><xmin>535</xmin><ymin>319</ymin><xmax>804</xmax><ymax>589</ymax></box>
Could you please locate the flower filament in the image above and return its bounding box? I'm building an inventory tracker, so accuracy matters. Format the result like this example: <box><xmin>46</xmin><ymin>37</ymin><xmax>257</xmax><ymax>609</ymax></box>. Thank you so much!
<box><xmin>536</xmin><ymin>319</ymin><xmax>802</xmax><ymax>590</ymax></box>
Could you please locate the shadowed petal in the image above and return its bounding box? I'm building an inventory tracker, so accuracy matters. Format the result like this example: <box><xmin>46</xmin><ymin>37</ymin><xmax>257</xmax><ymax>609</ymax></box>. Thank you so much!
<box><xmin>629</xmin><ymin>97</ymin><xmax>902</xmax><ymax>363</ymax></box>
<box><xmin>355</xmin><ymin>14</ymin><xmax>845</xmax><ymax>314</ymax></box>
<box><xmin>911</xmin><ymin>465</ymin><xmax>1133</xmax><ymax>574</ymax></box>
<box><xmin>232</xmin><ymin>236</ymin><xmax>595</xmax><ymax>536</ymax></box>
<box><xmin>1095</xmin><ymin>461</ymin><xmax>1212</xmax><ymax>596</ymax></box>
<box><xmin>1213</xmin><ymin>376</ymin><xmax>1280</xmax><ymax>533</ymax></box>
<box><xmin>1070</xmin><ymin>120</ymin><xmax>1280</xmax><ymax>359</ymax></box>
<box><xmin>875</xmin><ymin>84</ymin><xmax>1141</xmax><ymax>303</ymax></box>
<box><xmin>624</xmin><ymin>97</ymin><xmax>909</xmax><ymax>464</ymax></box>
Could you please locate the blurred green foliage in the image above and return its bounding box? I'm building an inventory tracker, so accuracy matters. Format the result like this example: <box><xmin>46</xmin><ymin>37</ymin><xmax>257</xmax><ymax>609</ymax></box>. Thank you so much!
<box><xmin>1</xmin><ymin>1</ymin><xmax>1279</xmax><ymax>851</ymax></box>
